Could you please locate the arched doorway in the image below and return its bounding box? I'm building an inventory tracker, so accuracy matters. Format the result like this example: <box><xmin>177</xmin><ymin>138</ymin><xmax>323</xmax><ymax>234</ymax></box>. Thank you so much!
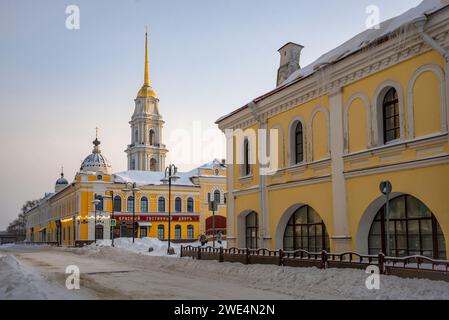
<box><xmin>282</xmin><ymin>205</ymin><xmax>330</xmax><ymax>252</ymax></box>
<box><xmin>95</xmin><ymin>224</ymin><xmax>104</xmax><ymax>240</ymax></box>
<box><xmin>368</xmin><ymin>195</ymin><xmax>446</xmax><ymax>259</ymax></box>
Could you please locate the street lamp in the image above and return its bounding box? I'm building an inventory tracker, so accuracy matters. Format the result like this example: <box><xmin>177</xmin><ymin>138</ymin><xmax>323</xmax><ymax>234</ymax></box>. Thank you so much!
<box><xmin>102</xmin><ymin>191</ymin><xmax>115</xmax><ymax>247</ymax></box>
<box><xmin>161</xmin><ymin>164</ymin><xmax>179</xmax><ymax>255</ymax></box>
<box><xmin>122</xmin><ymin>182</ymin><xmax>140</xmax><ymax>243</ymax></box>
<box><xmin>92</xmin><ymin>195</ymin><xmax>101</xmax><ymax>244</ymax></box>
<box><xmin>379</xmin><ymin>180</ymin><xmax>393</xmax><ymax>256</ymax></box>
<box><xmin>208</xmin><ymin>199</ymin><xmax>217</xmax><ymax>248</ymax></box>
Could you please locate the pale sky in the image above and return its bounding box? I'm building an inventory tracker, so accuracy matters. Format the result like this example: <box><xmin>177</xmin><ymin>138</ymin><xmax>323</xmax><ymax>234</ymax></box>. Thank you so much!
<box><xmin>0</xmin><ymin>0</ymin><xmax>422</xmax><ymax>229</ymax></box>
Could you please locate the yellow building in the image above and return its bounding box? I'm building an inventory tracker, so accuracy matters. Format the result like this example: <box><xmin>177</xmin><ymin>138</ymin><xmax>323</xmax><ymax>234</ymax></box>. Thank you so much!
<box><xmin>25</xmin><ymin>33</ymin><xmax>227</xmax><ymax>246</ymax></box>
<box><xmin>216</xmin><ymin>1</ymin><xmax>449</xmax><ymax>259</ymax></box>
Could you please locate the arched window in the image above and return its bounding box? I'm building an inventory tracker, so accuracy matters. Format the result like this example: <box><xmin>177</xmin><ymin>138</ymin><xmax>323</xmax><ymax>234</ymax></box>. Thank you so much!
<box><xmin>149</xmin><ymin>130</ymin><xmax>155</xmax><ymax>146</ymax></box>
<box><xmin>175</xmin><ymin>197</ymin><xmax>182</xmax><ymax>212</ymax></box>
<box><xmin>243</xmin><ymin>138</ymin><xmax>251</xmax><ymax>176</ymax></box>
<box><xmin>157</xmin><ymin>225</ymin><xmax>165</xmax><ymax>240</ymax></box>
<box><xmin>175</xmin><ymin>225</ymin><xmax>181</xmax><ymax>240</ymax></box>
<box><xmin>158</xmin><ymin>197</ymin><xmax>165</xmax><ymax>212</ymax></box>
<box><xmin>187</xmin><ymin>197</ymin><xmax>194</xmax><ymax>213</ymax></box>
<box><xmin>150</xmin><ymin>158</ymin><xmax>157</xmax><ymax>171</ymax></box>
<box><xmin>382</xmin><ymin>87</ymin><xmax>400</xmax><ymax>143</ymax></box>
<box><xmin>283</xmin><ymin>205</ymin><xmax>330</xmax><ymax>252</ymax></box>
<box><xmin>214</xmin><ymin>190</ymin><xmax>221</xmax><ymax>204</ymax></box>
<box><xmin>97</xmin><ymin>175</ymin><xmax>103</xmax><ymax>181</ymax></box>
<box><xmin>134</xmin><ymin>129</ymin><xmax>139</xmax><ymax>144</ymax></box>
<box><xmin>113</xmin><ymin>196</ymin><xmax>122</xmax><ymax>212</ymax></box>
<box><xmin>187</xmin><ymin>225</ymin><xmax>194</xmax><ymax>239</ymax></box>
<box><xmin>246</xmin><ymin>211</ymin><xmax>258</xmax><ymax>249</ymax></box>
<box><xmin>140</xmin><ymin>197</ymin><xmax>148</xmax><ymax>213</ymax></box>
<box><xmin>294</xmin><ymin>122</ymin><xmax>304</xmax><ymax>164</ymax></box>
<box><xmin>368</xmin><ymin>195</ymin><xmax>446</xmax><ymax>259</ymax></box>
<box><xmin>127</xmin><ymin>196</ymin><xmax>134</xmax><ymax>212</ymax></box>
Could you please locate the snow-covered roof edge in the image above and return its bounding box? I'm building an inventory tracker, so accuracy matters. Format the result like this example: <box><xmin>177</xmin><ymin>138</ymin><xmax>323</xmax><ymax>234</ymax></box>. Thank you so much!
<box><xmin>216</xmin><ymin>0</ymin><xmax>449</xmax><ymax>125</ymax></box>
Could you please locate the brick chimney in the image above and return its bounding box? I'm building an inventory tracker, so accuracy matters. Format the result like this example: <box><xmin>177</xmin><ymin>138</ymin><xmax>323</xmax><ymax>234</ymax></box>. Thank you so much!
<box><xmin>277</xmin><ymin>42</ymin><xmax>304</xmax><ymax>86</ymax></box>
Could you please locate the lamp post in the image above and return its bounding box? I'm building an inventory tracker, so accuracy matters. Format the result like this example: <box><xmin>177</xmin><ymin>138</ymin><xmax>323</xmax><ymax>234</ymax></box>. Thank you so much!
<box><xmin>208</xmin><ymin>199</ymin><xmax>217</xmax><ymax>248</ymax></box>
<box><xmin>379</xmin><ymin>180</ymin><xmax>393</xmax><ymax>256</ymax></box>
<box><xmin>92</xmin><ymin>195</ymin><xmax>101</xmax><ymax>244</ymax></box>
<box><xmin>161</xmin><ymin>164</ymin><xmax>180</xmax><ymax>255</ymax></box>
<box><xmin>122</xmin><ymin>182</ymin><xmax>140</xmax><ymax>243</ymax></box>
<box><xmin>103</xmin><ymin>191</ymin><xmax>115</xmax><ymax>247</ymax></box>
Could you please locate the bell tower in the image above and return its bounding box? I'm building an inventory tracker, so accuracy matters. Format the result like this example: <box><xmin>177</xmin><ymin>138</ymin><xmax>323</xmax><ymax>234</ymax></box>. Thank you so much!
<box><xmin>125</xmin><ymin>32</ymin><xmax>168</xmax><ymax>171</ymax></box>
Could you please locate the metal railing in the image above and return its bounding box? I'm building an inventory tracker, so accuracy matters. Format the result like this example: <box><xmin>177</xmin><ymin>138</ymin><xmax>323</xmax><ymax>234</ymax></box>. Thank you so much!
<box><xmin>180</xmin><ymin>246</ymin><xmax>449</xmax><ymax>282</ymax></box>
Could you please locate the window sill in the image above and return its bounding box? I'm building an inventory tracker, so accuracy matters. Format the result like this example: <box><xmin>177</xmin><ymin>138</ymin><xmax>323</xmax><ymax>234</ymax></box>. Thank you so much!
<box><xmin>238</xmin><ymin>174</ymin><xmax>254</xmax><ymax>183</ymax></box>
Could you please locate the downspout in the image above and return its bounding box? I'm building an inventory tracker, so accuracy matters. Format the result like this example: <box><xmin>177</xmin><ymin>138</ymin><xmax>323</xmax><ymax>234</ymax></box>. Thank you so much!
<box><xmin>413</xmin><ymin>16</ymin><xmax>449</xmax><ymax>135</ymax></box>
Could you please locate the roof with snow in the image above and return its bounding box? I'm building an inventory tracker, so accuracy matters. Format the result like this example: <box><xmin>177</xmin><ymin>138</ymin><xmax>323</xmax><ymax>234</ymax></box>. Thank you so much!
<box><xmin>216</xmin><ymin>0</ymin><xmax>449</xmax><ymax>124</ymax></box>
<box><xmin>113</xmin><ymin>170</ymin><xmax>197</xmax><ymax>187</ymax></box>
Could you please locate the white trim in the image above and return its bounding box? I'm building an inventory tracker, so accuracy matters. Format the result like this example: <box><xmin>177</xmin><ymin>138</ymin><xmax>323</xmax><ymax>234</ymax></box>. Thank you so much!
<box><xmin>407</xmin><ymin>63</ymin><xmax>447</xmax><ymax>138</ymax></box>
<box><xmin>308</xmin><ymin>106</ymin><xmax>330</xmax><ymax>162</ymax></box>
<box><xmin>343</xmin><ymin>92</ymin><xmax>372</xmax><ymax>153</ymax></box>
<box><xmin>372</xmin><ymin>80</ymin><xmax>406</xmax><ymax>145</ymax></box>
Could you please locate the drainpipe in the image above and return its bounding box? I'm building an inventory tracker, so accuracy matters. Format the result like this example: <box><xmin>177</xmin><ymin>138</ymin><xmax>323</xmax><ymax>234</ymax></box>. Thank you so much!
<box><xmin>413</xmin><ymin>16</ymin><xmax>449</xmax><ymax>136</ymax></box>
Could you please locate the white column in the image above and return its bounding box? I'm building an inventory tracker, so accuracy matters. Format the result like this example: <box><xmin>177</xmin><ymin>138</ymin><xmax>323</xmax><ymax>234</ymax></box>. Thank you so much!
<box><xmin>258</xmin><ymin>119</ymin><xmax>270</xmax><ymax>249</ymax></box>
<box><xmin>225</xmin><ymin>130</ymin><xmax>236</xmax><ymax>248</ymax></box>
<box><xmin>329</xmin><ymin>87</ymin><xmax>352</xmax><ymax>252</ymax></box>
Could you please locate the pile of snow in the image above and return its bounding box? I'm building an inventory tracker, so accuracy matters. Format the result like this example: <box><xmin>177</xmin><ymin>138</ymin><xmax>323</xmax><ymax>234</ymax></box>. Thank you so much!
<box><xmin>87</xmin><ymin>237</ymin><xmax>226</xmax><ymax>257</ymax></box>
<box><xmin>71</xmin><ymin>246</ymin><xmax>449</xmax><ymax>300</ymax></box>
<box><xmin>0</xmin><ymin>255</ymin><xmax>80</xmax><ymax>300</ymax></box>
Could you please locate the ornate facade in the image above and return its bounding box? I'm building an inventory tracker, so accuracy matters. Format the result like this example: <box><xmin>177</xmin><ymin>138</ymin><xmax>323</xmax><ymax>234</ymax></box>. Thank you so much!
<box><xmin>217</xmin><ymin>1</ymin><xmax>449</xmax><ymax>259</ymax></box>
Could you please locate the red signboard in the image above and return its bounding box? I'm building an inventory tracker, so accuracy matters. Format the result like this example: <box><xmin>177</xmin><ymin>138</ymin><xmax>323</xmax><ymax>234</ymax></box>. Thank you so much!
<box><xmin>114</xmin><ymin>215</ymin><xmax>199</xmax><ymax>222</ymax></box>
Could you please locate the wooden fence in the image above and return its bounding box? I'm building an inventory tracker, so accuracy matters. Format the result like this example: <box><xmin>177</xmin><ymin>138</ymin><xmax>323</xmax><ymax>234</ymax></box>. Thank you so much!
<box><xmin>180</xmin><ymin>246</ymin><xmax>449</xmax><ymax>282</ymax></box>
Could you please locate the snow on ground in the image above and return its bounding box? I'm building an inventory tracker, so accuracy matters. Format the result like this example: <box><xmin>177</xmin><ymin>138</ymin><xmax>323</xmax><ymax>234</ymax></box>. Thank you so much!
<box><xmin>2</xmin><ymin>240</ymin><xmax>449</xmax><ymax>300</ymax></box>
<box><xmin>90</xmin><ymin>237</ymin><xmax>226</xmax><ymax>257</ymax></box>
<box><xmin>0</xmin><ymin>253</ymin><xmax>82</xmax><ymax>300</ymax></box>
<box><xmin>69</xmin><ymin>239</ymin><xmax>449</xmax><ymax>300</ymax></box>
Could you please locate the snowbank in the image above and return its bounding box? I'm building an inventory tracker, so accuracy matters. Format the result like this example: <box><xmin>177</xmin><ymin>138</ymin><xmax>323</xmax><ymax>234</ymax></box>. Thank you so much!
<box><xmin>87</xmin><ymin>237</ymin><xmax>226</xmax><ymax>257</ymax></box>
<box><xmin>0</xmin><ymin>255</ymin><xmax>80</xmax><ymax>300</ymax></box>
<box><xmin>71</xmin><ymin>244</ymin><xmax>449</xmax><ymax>300</ymax></box>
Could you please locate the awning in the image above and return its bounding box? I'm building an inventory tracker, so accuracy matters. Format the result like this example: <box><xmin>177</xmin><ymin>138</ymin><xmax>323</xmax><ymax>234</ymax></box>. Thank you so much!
<box><xmin>137</xmin><ymin>222</ymin><xmax>152</xmax><ymax>227</ymax></box>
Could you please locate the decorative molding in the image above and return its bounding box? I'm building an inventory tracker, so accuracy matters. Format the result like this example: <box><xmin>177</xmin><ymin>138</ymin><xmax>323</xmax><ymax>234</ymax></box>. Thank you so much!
<box><xmin>308</xmin><ymin>106</ymin><xmax>330</xmax><ymax>162</ymax></box>
<box><xmin>407</xmin><ymin>63</ymin><xmax>447</xmax><ymax>138</ymax></box>
<box><xmin>344</xmin><ymin>154</ymin><xmax>449</xmax><ymax>179</ymax></box>
<box><xmin>343</xmin><ymin>92</ymin><xmax>372</xmax><ymax>153</ymax></box>
<box><xmin>267</xmin><ymin>175</ymin><xmax>331</xmax><ymax>192</ymax></box>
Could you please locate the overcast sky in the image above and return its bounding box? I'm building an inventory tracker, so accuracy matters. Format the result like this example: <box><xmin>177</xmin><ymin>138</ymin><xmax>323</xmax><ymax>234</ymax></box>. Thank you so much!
<box><xmin>0</xmin><ymin>0</ymin><xmax>422</xmax><ymax>229</ymax></box>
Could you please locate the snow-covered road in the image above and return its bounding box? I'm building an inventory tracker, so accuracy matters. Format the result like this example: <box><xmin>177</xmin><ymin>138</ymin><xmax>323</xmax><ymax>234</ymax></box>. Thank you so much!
<box><xmin>2</xmin><ymin>243</ymin><xmax>449</xmax><ymax>300</ymax></box>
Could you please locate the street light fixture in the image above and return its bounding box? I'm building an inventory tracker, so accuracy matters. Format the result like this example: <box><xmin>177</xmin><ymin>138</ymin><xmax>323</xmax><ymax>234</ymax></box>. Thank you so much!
<box><xmin>92</xmin><ymin>195</ymin><xmax>101</xmax><ymax>244</ymax></box>
<box><xmin>161</xmin><ymin>164</ymin><xmax>179</xmax><ymax>255</ymax></box>
<box><xmin>102</xmin><ymin>191</ymin><xmax>115</xmax><ymax>247</ymax></box>
<box><xmin>122</xmin><ymin>182</ymin><xmax>140</xmax><ymax>243</ymax></box>
<box><xmin>379</xmin><ymin>180</ymin><xmax>393</xmax><ymax>256</ymax></box>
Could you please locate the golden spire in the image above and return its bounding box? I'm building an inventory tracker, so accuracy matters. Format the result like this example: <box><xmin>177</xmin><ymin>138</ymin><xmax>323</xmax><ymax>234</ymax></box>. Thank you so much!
<box><xmin>137</xmin><ymin>28</ymin><xmax>157</xmax><ymax>98</ymax></box>
<box><xmin>144</xmin><ymin>30</ymin><xmax>150</xmax><ymax>86</ymax></box>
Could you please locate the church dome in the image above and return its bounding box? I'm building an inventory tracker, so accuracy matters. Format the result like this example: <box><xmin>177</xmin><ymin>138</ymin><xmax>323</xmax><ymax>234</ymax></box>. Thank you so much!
<box><xmin>80</xmin><ymin>137</ymin><xmax>112</xmax><ymax>173</ymax></box>
<box><xmin>55</xmin><ymin>170</ymin><xmax>69</xmax><ymax>193</ymax></box>
<box><xmin>56</xmin><ymin>173</ymin><xmax>68</xmax><ymax>185</ymax></box>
